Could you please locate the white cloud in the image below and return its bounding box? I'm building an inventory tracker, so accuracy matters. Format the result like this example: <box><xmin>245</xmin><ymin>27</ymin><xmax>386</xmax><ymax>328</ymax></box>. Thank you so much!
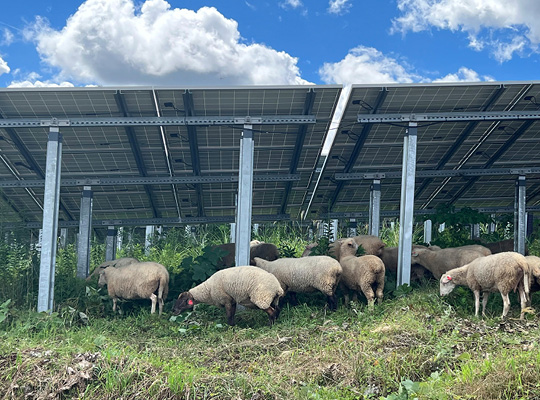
<box><xmin>319</xmin><ymin>46</ymin><xmax>492</xmax><ymax>84</ymax></box>
<box><xmin>319</xmin><ymin>46</ymin><xmax>419</xmax><ymax>84</ymax></box>
<box><xmin>0</xmin><ymin>56</ymin><xmax>10</xmax><ymax>75</ymax></box>
<box><xmin>8</xmin><ymin>80</ymin><xmax>75</xmax><ymax>88</ymax></box>
<box><xmin>27</xmin><ymin>0</ymin><xmax>309</xmax><ymax>86</ymax></box>
<box><xmin>280</xmin><ymin>0</ymin><xmax>303</xmax><ymax>9</ymax></box>
<box><xmin>328</xmin><ymin>0</ymin><xmax>352</xmax><ymax>15</ymax></box>
<box><xmin>391</xmin><ymin>0</ymin><xmax>540</xmax><ymax>61</ymax></box>
<box><xmin>432</xmin><ymin>67</ymin><xmax>494</xmax><ymax>82</ymax></box>
<box><xmin>1</xmin><ymin>28</ymin><xmax>15</xmax><ymax>46</ymax></box>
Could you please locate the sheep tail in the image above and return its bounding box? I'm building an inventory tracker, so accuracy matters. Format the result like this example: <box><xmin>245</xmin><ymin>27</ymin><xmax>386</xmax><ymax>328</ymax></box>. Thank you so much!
<box><xmin>373</xmin><ymin>262</ymin><xmax>384</xmax><ymax>275</ymax></box>
<box><xmin>158</xmin><ymin>275</ymin><xmax>168</xmax><ymax>300</ymax></box>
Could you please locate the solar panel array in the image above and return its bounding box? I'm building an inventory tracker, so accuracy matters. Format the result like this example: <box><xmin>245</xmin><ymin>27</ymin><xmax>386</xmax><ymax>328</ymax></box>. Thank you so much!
<box><xmin>0</xmin><ymin>86</ymin><xmax>342</xmax><ymax>225</ymax></box>
<box><xmin>309</xmin><ymin>81</ymin><xmax>540</xmax><ymax>218</ymax></box>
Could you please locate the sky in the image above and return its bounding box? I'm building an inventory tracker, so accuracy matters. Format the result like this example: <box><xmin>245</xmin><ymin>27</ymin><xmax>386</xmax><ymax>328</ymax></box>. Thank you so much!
<box><xmin>0</xmin><ymin>0</ymin><xmax>539</xmax><ymax>89</ymax></box>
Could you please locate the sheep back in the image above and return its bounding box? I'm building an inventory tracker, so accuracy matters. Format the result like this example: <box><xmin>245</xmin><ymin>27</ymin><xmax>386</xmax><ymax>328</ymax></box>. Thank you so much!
<box><xmin>190</xmin><ymin>266</ymin><xmax>284</xmax><ymax>310</ymax></box>
<box><xmin>411</xmin><ymin>247</ymin><xmax>486</xmax><ymax>279</ymax></box>
<box><xmin>253</xmin><ymin>256</ymin><xmax>342</xmax><ymax>297</ymax></box>
<box><xmin>330</xmin><ymin>235</ymin><xmax>385</xmax><ymax>259</ymax></box>
<box><xmin>483</xmin><ymin>239</ymin><xmax>529</xmax><ymax>255</ymax></box>
<box><xmin>86</xmin><ymin>257</ymin><xmax>139</xmax><ymax>281</ymax></box>
<box><xmin>213</xmin><ymin>242</ymin><xmax>280</xmax><ymax>269</ymax></box>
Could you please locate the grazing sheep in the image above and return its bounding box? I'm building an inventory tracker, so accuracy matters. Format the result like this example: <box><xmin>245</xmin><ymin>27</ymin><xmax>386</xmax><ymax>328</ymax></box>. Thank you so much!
<box><xmin>86</xmin><ymin>257</ymin><xmax>139</xmax><ymax>281</ymax></box>
<box><xmin>483</xmin><ymin>239</ymin><xmax>529</xmax><ymax>255</ymax></box>
<box><xmin>411</xmin><ymin>247</ymin><xmax>486</xmax><ymax>280</ymax></box>
<box><xmin>525</xmin><ymin>255</ymin><xmax>540</xmax><ymax>293</ymax></box>
<box><xmin>338</xmin><ymin>238</ymin><xmax>385</xmax><ymax>307</ymax></box>
<box><xmin>329</xmin><ymin>235</ymin><xmax>385</xmax><ymax>260</ymax></box>
<box><xmin>440</xmin><ymin>252</ymin><xmax>530</xmax><ymax>319</ymax></box>
<box><xmin>380</xmin><ymin>245</ymin><xmax>432</xmax><ymax>282</ymax></box>
<box><xmin>253</xmin><ymin>255</ymin><xmax>342</xmax><ymax>310</ymax></box>
<box><xmin>172</xmin><ymin>266</ymin><xmax>284</xmax><ymax>326</ymax></box>
<box><xmin>214</xmin><ymin>241</ymin><xmax>279</xmax><ymax>269</ymax></box>
<box><xmin>98</xmin><ymin>261</ymin><xmax>169</xmax><ymax>315</ymax></box>
<box><xmin>301</xmin><ymin>242</ymin><xmax>319</xmax><ymax>257</ymax></box>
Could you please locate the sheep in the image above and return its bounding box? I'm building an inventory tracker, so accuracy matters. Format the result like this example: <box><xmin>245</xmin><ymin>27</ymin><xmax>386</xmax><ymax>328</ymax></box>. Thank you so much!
<box><xmin>329</xmin><ymin>235</ymin><xmax>385</xmax><ymax>260</ymax></box>
<box><xmin>411</xmin><ymin>247</ymin><xmax>486</xmax><ymax>280</ymax></box>
<box><xmin>172</xmin><ymin>266</ymin><xmax>284</xmax><ymax>326</ymax></box>
<box><xmin>483</xmin><ymin>239</ymin><xmax>529</xmax><ymax>255</ymax></box>
<box><xmin>214</xmin><ymin>241</ymin><xmax>279</xmax><ymax>269</ymax></box>
<box><xmin>301</xmin><ymin>242</ymin><xmax>319</xmax><ymax>257</ymax></box>
<box><xmin>98</xmin><ymin>261</ymin><xmax>169</xmax><ymax>315</ymax></box>
<box><xmin>253</xmin><ymin>255</ymin><xmax>342</xmax><ymax>310</ymax></box>
<box><xmin>380</xmin><ymin>245</ymin><xmax>432</xmax><ymax>282</ymax></box>
<box><xmin>429</xmin><ymin>244</ymin><xmax>492</xmax><ymax>256</ymax></box>
<box><xmin>440</xmin><ymin>252</ymin><xmax>530</xmax><ymax>319</ymax></box>
<box><xmin>86</xmin><ymin>257</ymin><xmax>139</xmax><ymax>281</ymax></box>
<box><xmin>525</xmin><ymin>255</ymin><xmax>540</xmax><ymax>293</ymax></box>
<box><xmin>338</xmin><ymin>238</ymin><xmax>385</xmax><ymax>307</ymax></box>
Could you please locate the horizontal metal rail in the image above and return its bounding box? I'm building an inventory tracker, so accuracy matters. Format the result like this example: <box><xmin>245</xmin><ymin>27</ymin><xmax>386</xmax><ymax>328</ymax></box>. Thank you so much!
<box><xmin>358</xmin><ymin>111</ymin><xmax>540</xmax><ymax>124</ymax></box>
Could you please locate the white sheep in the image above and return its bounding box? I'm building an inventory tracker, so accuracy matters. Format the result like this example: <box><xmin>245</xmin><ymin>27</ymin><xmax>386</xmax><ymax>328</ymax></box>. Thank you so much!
<box><xmin>253</xmin><ymin>255</ymin><xmax>342</xmax><ymax>310</ymax></box>
<box><xmin>430</xmin><ymin>244</ymin><xmax>492</xmax><ymax>257</ymax></box>
<box><xmin>98</xmin><ymin>261</ymin><xmax>169</xmax><ymax>315</ymax></box>
<box><xmin>525</xmin><ymin>255</ymin><xmax>540</xmax><ymax>295</ymax></box>
<box><xmin>86</xmin><ymin>257</ymin><xmax>139</xmax><ymax>281</ymax></box>
<box><xmin>440</xmin><ymin>252</ymin><xmax>530</xmax><ymax>319</ymax></box>
<box><xmin>338</xmin><ymin>238</ymin><xmax>385</xmax><ymax>307</ymax></box>
<box><xmin>411</xmin><ymin>247</ymin><xmax>486</xmax><ymax>279</ymax></box>
<box><xmin>172</xmin><ymin>266</ymin><xmax>284</xmax><ymax>326</ymax></box>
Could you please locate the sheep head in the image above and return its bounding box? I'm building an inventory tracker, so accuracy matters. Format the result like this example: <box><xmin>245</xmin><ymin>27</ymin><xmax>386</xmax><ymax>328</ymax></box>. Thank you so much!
<box><xmin>97</xmin><ymin>269</ymin><xmax>109</xmax><ymax>287</ymax></box>
<box><xmin>339</xmin><ymin>238</ymin><xmax>358</xmax><ymax>258</ymax></box>
<box><xmin>172</xmin><ymin>292</ymin><xmax>195</xmax><ymax>315</ymax></box>
<box><xmin>439</xmin><ymin>274</ymin><xmax>456</xmax><ymax>296</ymax></box>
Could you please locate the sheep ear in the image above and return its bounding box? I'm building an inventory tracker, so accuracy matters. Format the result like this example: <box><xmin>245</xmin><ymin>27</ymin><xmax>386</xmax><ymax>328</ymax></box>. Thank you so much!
<box><xmin>441</xmin><ymin>275</ymin><xmax>452</xmax><ymax>284</ymax></box>
<box><xmin>411</xmin><ymin>251</ymin><xmax>418</xmax><ymax>257</ymax></box>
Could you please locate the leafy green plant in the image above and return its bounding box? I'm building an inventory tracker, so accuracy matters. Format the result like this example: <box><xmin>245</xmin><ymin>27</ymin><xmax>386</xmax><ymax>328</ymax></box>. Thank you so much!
<box><xmin>0</xmin><ymin>299</ymin><xmax>11</xmax><ymax>325</ymax></box>
<box><xmin>383</xmin><ymin>379</ymin><xmax>420</xmax><ymax>400</ymax></box>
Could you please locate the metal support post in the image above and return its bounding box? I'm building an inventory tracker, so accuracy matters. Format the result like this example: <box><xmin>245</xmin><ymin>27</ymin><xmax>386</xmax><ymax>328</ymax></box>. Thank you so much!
<box><xmin>369</xmin><ymin>179</ymin><xmax>381</xmax><ymax>236</ymax></box>
<box><xmin>105</xmin><ymin>226</ymin><xmax>116</xmax><ymax>261</ymax></box>
<box><xmin>471</xmin><ymin>224</ymin><xmax>480</xmax><ymax>240</ymax></box>
<box><xmin>397</xmin><ymin>123</ymin><xmax>417</xmax><ymax>287</ymax></box>
<box><xmin>76</xmin><ymin>186</ymin><xmax>93</xmax><ymax>279</ymax></box>
<box><xmin>230</xmin><ymin>223</ymin><xmax>236</xmax><ymax>243</ymax></box>
<box><xmin>330</xmin><ymin>219</ymin><xmax>338</xmax><ymax>242</ymax></box>
<box><xmin>490</xmin><ymin>214</ymin><xmax>496</xmax><ymax>234</ymax></box>
<box><xmin>37</xmin><ymin>127</ymin><xmax>62</xmax><ymax>312</ymax></box>
<box><xmin>423</xmin><ymin>220</ymin><xmax>432</xmax><ymax>244</ymax></box>
<box><xmin>235</xmin><ymin>124</ymin><xmax>254</xmax><ymax>266</ymax></box>
<box><xmin>116</xmin><ymin>227</ymin><xmax>123</xmax><ymax>252</ymax></box>
<box><xmin>59</xmin><ymin>228</ymin><xmax>68</xmax><ymax>249</ymax></box>
<box><xmin>348</xmin><ymin>218</ymin><xmax>357</xmax><ymax>237</ymax></box>
<box><xmin>253</xmin><ymin>223</ymin><xmax>259</xmax><ymax>235</ymax></box>
<box><xmin>514</xmin><ymin>175</ymin><xmax>526</xmax><ymax>254</ymax></box>
<box><xmin>145</xmin><ymin>225</ymin><xmax>155</xmax><ymax>255</ymax></box>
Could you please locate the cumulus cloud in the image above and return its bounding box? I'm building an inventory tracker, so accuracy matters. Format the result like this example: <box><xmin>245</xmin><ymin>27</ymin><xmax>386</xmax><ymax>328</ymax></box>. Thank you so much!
<box><xmin>319</xmin><ymin>46</ymin><xmax>492</xmax><ymax>84</ymax></box>
<box><xmin>27</xmin><ymin>0</ymin><xmax>309</xmax><ymax>86</ymax></box>
<box><xmin>432</xmin><ymin>67</ymin><xmax>494</xmax><ymax>82</ymax></box>
<box><xmin>328</xmin><ymin>0</ymin><xmax>352</xmax><ymax>15</ymax></box>
<box><xmin>391</xmin><ymin>0</ymin><xmax>540</xmax><ymax>61</ymax></box>
<box><xmin>319</xmin><ymin>46</ymin><xmax>419</xmax><ymax>84</ymax></box>
<box><xmin>0</xmin><ymin>56</ymin><xmax>10</xmax><ymax>75</ymax></box>
<box><xmin>8</xmin><ymin>80</ymin><xmax>75</xmax><ymax>88</ymax></box>
<box><xmin>280</xmin><ymin>0</ymin><xmax>303</xmax><ymax>8</ymax></box>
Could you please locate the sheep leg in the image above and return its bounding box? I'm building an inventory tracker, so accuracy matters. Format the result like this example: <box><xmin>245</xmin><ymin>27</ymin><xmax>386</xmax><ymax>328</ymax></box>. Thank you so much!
<box><xmin>149</xmin><ymin>293</ymin><xmax>157</xmax><ymax>314</ymax></box>
<box><xmin>326</xmin><ymin>294</ymin><xmax>338</xmax><ymax>311</ymax></box>
<box><xmin>112</xmin><ymin>298</ymin><xmax>118</xmax><ymax>313</ymax></box>
<box><xmin>473</xmin><ymin>290</ymin><xmax>481</xmax><ymax>317</ymax></box>
<box><xmin>360</xmin><ymin>282</ymin><xmax>375</xmax><ymax>309</ymax></box>
<box><xmin>500</xmin><ymin>293</ymin><xmax>511</xmax><ymax>319</ymax></box>
<box><xmin>225</xmin><ymin>303</ymin><xmax>236</xmax><ymax>326</ymax></box>
<box><xmin>481</xmin><ymin>292</ymin><xmax>489</xmax><ymax>317</ymax></box>
<box><xmin>288</xmin><ymin>292</ymin><xmax>299</xmax><ymax>306</ymax></box>
<box><xmin>158</xmin><ymin>296</ymin><xmax>164</xmax><ymax>315</ymax></box>
<box><xmin>519</xmin><ymin>286</ymin><xmax>527</xmax><ymax>320</ymax></box>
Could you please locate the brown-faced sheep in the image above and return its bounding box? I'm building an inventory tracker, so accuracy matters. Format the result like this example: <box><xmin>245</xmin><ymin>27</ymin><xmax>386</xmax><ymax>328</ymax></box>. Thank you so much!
<box><xmin>98</xmin><ymin>261</ymin><xmax>169</xmax><ymax>315</ymax></box>
<box><xmin>172</xmin><ymin>266</ymin><xmax>284</xmax><ymax>326</ymax></box>
<box><xmin>440</xmin><ymin>252</ymin><xmax>530</xmax><ymax>319</ymax></box>
<box><xmin>213</xmin><ymin>241</ymin><xmax>279</xmax><ymax>269</ymax></box>
<box><xmin>483</xmin><ymin>239</ymin><xmax>529</xmax><ymax>255</ymax></box>
<box><xmin>380</xmin><ymin>245</ymin><xmax>432</xmax><ymax>282</ymax></box>
<box><xmin>329</xmin><ymin>235</ymin><xmax>385</xmax><ymax>260</ymax></box>
<box><xmin>430</xmin><ymin>244</ymin><xmax>492</xmax><ymax>256</ymax></box>
<box><xmin>338</xmin><ymin>238</ymin><xmax>385</xmax><ymax>307</ymax></box>
<box><xmin>253</xmin><ymin>255</ymin><xmax>342</xmax><ymax>310</ymax></box>
<box><xmin>86</xmin><ymin>257</ymin><xmax>139</xmax><ymax>281</ymax></box>
<box><xmin>411</xmin><ymin>247</ymin><xmax>486</xmax><ymax>280</ymax></box>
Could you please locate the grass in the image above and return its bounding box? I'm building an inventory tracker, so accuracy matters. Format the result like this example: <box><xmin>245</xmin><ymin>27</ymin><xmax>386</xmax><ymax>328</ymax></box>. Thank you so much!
<box><xmin>2</xmin><ymin>282</ymin><xmax>540</xmax><ymax>399</ymax></box>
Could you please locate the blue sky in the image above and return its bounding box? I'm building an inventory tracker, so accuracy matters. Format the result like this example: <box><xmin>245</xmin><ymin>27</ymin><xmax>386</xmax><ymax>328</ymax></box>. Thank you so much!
<box><xmin>0</xmin><ymin>0</ymin><xmax>539</xmax><ymax>87</ymax></box>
